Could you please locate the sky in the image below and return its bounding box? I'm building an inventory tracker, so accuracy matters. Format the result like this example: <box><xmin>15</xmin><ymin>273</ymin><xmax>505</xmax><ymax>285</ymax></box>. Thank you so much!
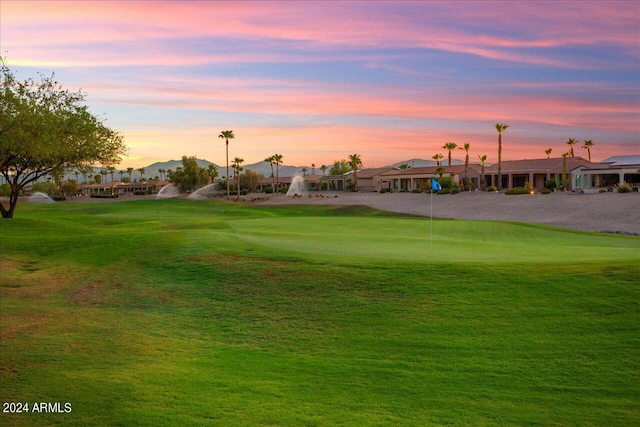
<box><xmin>2</xmin><ymin>0</ymin><xmax>639</xmax><ymax>168</ymax></box>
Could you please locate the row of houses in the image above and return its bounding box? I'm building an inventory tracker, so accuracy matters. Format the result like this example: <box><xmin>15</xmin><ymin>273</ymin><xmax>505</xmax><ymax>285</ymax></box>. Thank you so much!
<box><xmin>74</xmin><ymin>155</ymin><xmax>640</xmax><ymax>196</ymax></box>
<box><xmin>284</xmin><ymin>156</ymin><xmax>639</xmax><ymax>193</ymax></box>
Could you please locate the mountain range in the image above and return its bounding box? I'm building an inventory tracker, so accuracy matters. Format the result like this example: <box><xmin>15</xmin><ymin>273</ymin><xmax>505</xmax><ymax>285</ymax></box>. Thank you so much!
<box><xmin>63</xmin><ymin>158</ymin><xmax>466</xmax><ymax>182</ymax></box>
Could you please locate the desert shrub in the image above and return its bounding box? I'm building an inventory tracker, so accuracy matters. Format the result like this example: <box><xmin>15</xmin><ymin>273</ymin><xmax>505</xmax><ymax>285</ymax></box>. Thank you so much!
<box><xmin>411</xmin><ymin>189</ymin><xmax>421</xmax><ymax>193</ymax></box>
<box><xmin>279</xmin><ymin>187</ymin><xmax>288</xmax><ymax>194</ymax></box>
<box><xmin>240</xmin><ymin>189</ymin><xmax>249</xmax><ymax>195</ymax></box>
<box><xmin>545</xmin><ymin>178</ymin><xmax>557</xmax><ymax>190</ymax></box>
<box><xmin>450</xmin><ymin>187</ymin><xmax>460</xmax><ymax>194</ymax></box>
<box><xmin>541</xmin><ymin>189</ymin><xmax>551</xmax><ymax>194</ymax></box>
<box><xmin>437</xmin><ymin>188</ymin><xmax>451</xmax><ymax>195</ymax></box>
<box><xmin>264</xmin><ymin>186</ymin><xmax>273</xmax><ymax>194</ymax></box>
<box><xmin>505</xmin><ymin>187</ymin><xmax>531</xmax><ymax>195</ymax></box>
<box><xmin>379</xmin><ymin>188</ymin><xmax>391</xmax><ymax>193</ymax></box>
<box><xmin>599</xmin><ymin>188</ymin><xmax>607</xmax><ymax>193</ymax></box>
<box><xmin>438</xmin><ymin>176</ymin><xmax>454</xmax><ymax>189</ymax></box>
<box><xmin>486</xmin><ymin>186</ymin><xmax>498</xmax><ymax>192</ymax></box>
<box><xmin>399</xmin><ymin>189</ymin><xmax>408</xmax><ymax>193</ymax></box>
<box><xmin>51</xmin><ymin>195</ymin><xmax>66</xmax><ymax>201</ymax></box>
<box><xmin>617</xmin><ymin>184</ymin><xmax>632</xmax><ymax>193</ymax></box>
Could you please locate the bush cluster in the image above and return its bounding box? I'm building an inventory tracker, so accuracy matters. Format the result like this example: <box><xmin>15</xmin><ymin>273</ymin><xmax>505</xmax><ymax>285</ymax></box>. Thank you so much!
<box><xmin>617</xmin><ymin>184</ymin><xmax>632</xmax><ymax>193</ymax></box>
<box><xmin>505</xmin><ymin>187</ymin><xmax>531</xmax><ymax>195</ymax></box>
<box><xmin>379</xmin><ymin>188</ymin><xmax>391</xmax><ymax>193</ymax></box>
<box><xmin>486</xmin><ymin>186</ymin><xmax>498</xmax><ymax>192</ymax></box>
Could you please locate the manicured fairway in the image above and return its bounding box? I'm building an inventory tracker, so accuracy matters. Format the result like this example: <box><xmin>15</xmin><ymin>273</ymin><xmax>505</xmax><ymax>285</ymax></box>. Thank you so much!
<box><xmin>1</xmin><ymin>199</ymin><xmax>639</xmax><ymax>426</ymax></box>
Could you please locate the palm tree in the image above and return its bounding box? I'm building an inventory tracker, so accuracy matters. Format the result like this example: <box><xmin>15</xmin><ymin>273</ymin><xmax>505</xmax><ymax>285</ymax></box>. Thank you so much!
<box><xmin>158</xmin><ymin>168</ymin><xmax>165</xmax><ymax>181</ymax></box>
<box><xmin>273</xmin><ymin>153</ymin><xmax>283</xmax><ymax>196</ymax></box>
<box><xmin>348</xmin><ymin>153</ymin><xmax>363</xmax><ymax>192</ymax></box>
<box><xmin>545</xmin><ymin>148</ymin><xmax>552</xmax><ymax>159</ymax></box>
<box><xmin>265</xmin><ymin>155</ymin><xmax>276</xmax><ymax>194</ymax></box>
<box><xmin>582</xmin><ymin>140</ymin><xmax>594</xmax><ymax>162</ymax></box>
<box><xmin>218</xmin><ymin>130</ymin><xmax>235</xmax><ymax>200</ymax></box>
<box><xmin>311</xmin><ymin>163</ymin><xmax>316</xmax><ymax>175</ymax></box>
<box><xmin>320</xmin><ymin>164</ymin><xmax>327</xmax><ymax>175</ymax></box>
<box><xmin>137</xmin><ymin>167</ymin><xmax>145</xmax><ymax>181</ymax></box>
<box><xmin>301</xmin><ymin>167</ymin><xmax>308</xmax><ymax>177</ymax></box>
<box><xmin>107</xmin><ymin>166</ymin><xmax>116</xmax><ymax>194</ymax></box>
<box><xmin>478</xmin><ymin>154</ymin><xmax>488</xmax><ymax>190</ymax></box>
<box><xmin>207</xmin><ymin>164</ymin><xmax>219</xmax><ymax>184</ymax></box>
<box><xmin>495</xmin><ymin>123</ymin><xmax>509</xmax><ymax>190</ymax></box>
<box><xmin>100</xmin><ymin>169</ymin><xmax>108</xmax><ymax>185</ymax></box>
<box><xmin>459</xmin><ymin>142</ymin><xmax>470</xmax><ymax>186</ymax></box>
<box><xmin>443</xmin><ymin>142</ymin><xmax>457</xmax><ymax>166</ymax></box>
<box><xmin>399</xmin><ymin>163</ymin><xmax>411</xmax><ymax>170</ymax></box>
<box><xmin>566</xmin><ymin>137</ymin><xmax>578</xmax><ymax>157</ymax></box>
<box><xmin>561</xmin><ymin>151</ymin><xmax>569</xmax><ymax>190</ymax></box>
<box><xmin>119</xmin><ymin>170</ymin><xmax>124</xmax><ymax>182</ymax></box>
<box><xmin>231</xmin><ymin>157</ymin><xmax>244</xmax><ymax>200</ymax></box>
<box><xmin>432</xmin><ymin>153</ymin><xmax>443</xmax><ymax>167</ymax></box>
<box><xmin>127</xmin><ymin>167</ymin><xmax>134</xmax><ymax>183</ymax></box>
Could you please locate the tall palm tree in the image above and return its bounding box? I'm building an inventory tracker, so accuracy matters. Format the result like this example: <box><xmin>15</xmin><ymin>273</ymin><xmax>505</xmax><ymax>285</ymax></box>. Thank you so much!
<box><xmin>207</xmin><ymin>164</ymin><xmax>219</xmax><ymax>184</ymax></box>
<box><xmin>273</xmin><ymin>153</ymin><xmax>283</xmax><ymax>196</ymax></box>
<box><xmin>107</xmin><ymin>166</ymin><xmax>116</xmax><ymax>183</ymax></box>
<box><xmin>127</xmin><ymin>167</ymin><xmax>134</xmax><ymax>183</ymax></box>
<box><xmin>348</xmin><ymin>153</ymin><xmax>363</xmax><ymax>192</ymax></box>
<box><xmin>158</xmin><ymin>168</ymin><xmax>165</xmax><ymax>181</ymax></box>
<box><xmin>459</xmin><ymin>142</ymin><xmax>470</xmax><ymax>186</ymax></box>
<box><xmin>566</xmin><ymin>137</ymin><xmax>578</xmax><ymax>157</ymax></box>
<box><xmin>320</xmin><ymin>164</ymin><xmax>327</xmax><ymax>175</ymax></box>
<box><xmin>231</xmin><ymin>157</ymin><xmax>244</xmax><ymax>200</ymax></box>
<box><xmin>107</xmin><ymin>166</ymin><xmax>116</xmax><ymax>194</ymax></box>
<box><xmin>582</xmin><ymin>139</ymin><xmax>594</xmax><ymax>162</ymax></box>
<box><xmin>432</xmin><ymin>153</ymin><xmax>443</xmax><ymax>167</ymax></box>
<box><xmin>545</xmin><ymin>148</ymin><xmax>552</xmax><ymax>159</ymax></box>
<box><xmin>478</xmin><ymin>154</ymin><xmax>488</xmax><ymax>190</ymax></box>
<box><xmin>137</xmin><ymin>167</ymin><xmax>145</xmax><ymax>181</ymax></box>
<box><xmin>74</xmin><ymin>169</ymin><xmax>80</xmax><ymax>183</ymax></box>
<box><xmin>118</xmin><ymin>170</ymin><xmax>124</xmax><ymax>182</ymax></box>
<box><xmin>265</xmin><ymin>155</ymin><xmax>276</xmax><ymax>194</ymax></box>
<box><xmin>311</xmin><ymin>163</ymin><xmax>316</xmax><ymax>175</ymax></box>
<box><xmin>301</xmin><ymin>167</ymin><xmax>308</xmax><ymax>177</ymax></box>
<box><xmin>218</xmin><ymin>130</ymin><xmax>235</xmax><ymax>199</ymax></box>
<box><xmin>495</xmin><ymin>123</ymin><xmax>509</xmax><ymax>190</ymax></box>
<box><xmin>443</xmin><ymin>142</ymin><xmax>457</xmax><ymax>166</ymax></box>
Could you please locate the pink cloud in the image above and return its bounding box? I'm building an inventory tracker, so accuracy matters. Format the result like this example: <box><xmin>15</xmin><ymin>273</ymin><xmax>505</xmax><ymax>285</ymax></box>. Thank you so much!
<box><xmin>3</xmin><ymin>1</ymin><xmax>638</xmax><ymax>69</ymax></box>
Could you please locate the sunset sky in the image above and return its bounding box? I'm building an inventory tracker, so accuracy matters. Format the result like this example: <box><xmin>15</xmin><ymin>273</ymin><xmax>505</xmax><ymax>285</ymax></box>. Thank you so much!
<box><xmin>2</xmin><ymin>1</ymin><xmax>639</xmax><ymax>168</ymax></box>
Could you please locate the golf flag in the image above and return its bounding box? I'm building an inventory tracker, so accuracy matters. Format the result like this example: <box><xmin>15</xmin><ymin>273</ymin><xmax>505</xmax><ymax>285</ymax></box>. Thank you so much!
<box><xmin>431</xmin><ymin>178</ymin><xmax>442</xmax><ymax>191</ymax></box>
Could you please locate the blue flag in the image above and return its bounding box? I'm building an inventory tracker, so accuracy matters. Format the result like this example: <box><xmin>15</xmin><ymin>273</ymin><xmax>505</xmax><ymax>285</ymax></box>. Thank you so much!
<box><xmin>431</xmin><ymin>179</ymin><xmax>442</xmax><ymax>191</ymax></box>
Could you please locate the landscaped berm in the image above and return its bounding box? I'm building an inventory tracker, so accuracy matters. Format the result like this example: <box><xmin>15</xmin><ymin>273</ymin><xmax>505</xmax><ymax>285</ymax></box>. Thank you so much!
<box><xmin>1</xmin><ymin>199</ymin><xmax>639</xmax><ymax>426</ymax></box>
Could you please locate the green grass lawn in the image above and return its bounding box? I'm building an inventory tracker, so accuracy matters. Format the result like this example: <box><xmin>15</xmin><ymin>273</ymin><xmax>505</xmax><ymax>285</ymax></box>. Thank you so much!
<box><xmin>1</xmin><ymin>199</ymin><xmax>639</xmax><ymax>426</ymax></box>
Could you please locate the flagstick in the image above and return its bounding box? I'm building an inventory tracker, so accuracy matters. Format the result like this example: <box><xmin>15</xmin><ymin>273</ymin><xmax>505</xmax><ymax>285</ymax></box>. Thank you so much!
<box><xmin>430</xmin><ymin>187</ymin><xmax>433</xmax><ymax>250</ymax></box>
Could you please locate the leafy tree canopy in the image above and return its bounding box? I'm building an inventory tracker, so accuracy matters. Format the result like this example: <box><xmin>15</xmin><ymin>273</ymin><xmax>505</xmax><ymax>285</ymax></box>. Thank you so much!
<box><xmin>0</xmin><ymin>61</ymin><xmax>126</xmax><ymax>217</ymax></box>
<box><xmin>329</xmin><ymin>160</ymin><xmax>351</xmax><ymax>175</ymax></box>
<box><xmin>168</xmin><ymin>156</ymin><xmax>209</xmax><ymax>192</ymax></box>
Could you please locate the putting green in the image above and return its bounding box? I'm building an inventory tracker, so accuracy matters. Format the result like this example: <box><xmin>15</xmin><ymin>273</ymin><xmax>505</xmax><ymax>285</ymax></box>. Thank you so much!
<box><xmin>228</xmin><ymin>216</ymin><xmax>640</xmax><ymax>262</ymax></box>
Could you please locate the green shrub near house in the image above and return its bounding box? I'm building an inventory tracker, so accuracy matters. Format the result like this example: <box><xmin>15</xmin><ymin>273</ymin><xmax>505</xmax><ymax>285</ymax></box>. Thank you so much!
<box><xmin>617</xmin><ymin>184</ymin><xmax>632</xmax><ymax>193</ymax></box>
<box><xmin>541</xmin><ymin>189</ymin><xmax>551</xmax><ymax>194</ymax></box>
<box><xmin>437</xmin><ymin>188</ymin><xmax>451</xmax><ymax>194</ymax></box>
<box><xmin>505</xmin><ymin>187</ymin><xmax>531</xmax><ymax>195</ymax></box>
<box><xmin>486</xmin><ymin>185</ymin><xmax>498</xmax><ymax>192</ymax></box>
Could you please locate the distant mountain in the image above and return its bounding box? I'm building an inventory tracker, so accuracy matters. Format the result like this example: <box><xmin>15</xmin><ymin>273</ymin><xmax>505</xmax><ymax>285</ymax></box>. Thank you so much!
<box><xmin>143</xmin><ymin>159</ymin><xmax>217</xmax><ymax>180</ymax></box>
<box><xmin>61</xmin><ymin>159</ymin><xmax>321</xmax><ymax>183</ymax></box>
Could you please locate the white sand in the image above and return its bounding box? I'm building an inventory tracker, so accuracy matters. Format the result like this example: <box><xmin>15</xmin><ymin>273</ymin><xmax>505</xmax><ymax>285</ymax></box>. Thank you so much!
<box><xmin>251</xmin><ymin>191</ymin><xmax>640</xmax><ymax>235</ymax></box>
